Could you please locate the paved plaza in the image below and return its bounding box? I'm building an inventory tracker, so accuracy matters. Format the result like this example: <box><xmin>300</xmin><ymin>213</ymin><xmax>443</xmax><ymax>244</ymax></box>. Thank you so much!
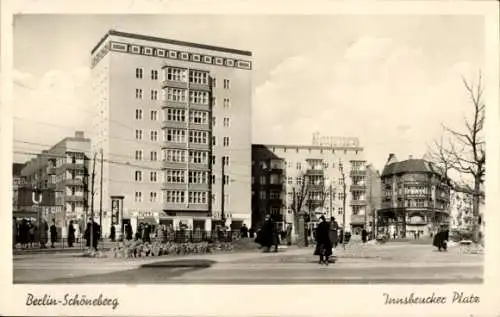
<box><xmin>13</xmin><ymin>242</ymin><xmax>483</xmax><ymax>284</ymax></box>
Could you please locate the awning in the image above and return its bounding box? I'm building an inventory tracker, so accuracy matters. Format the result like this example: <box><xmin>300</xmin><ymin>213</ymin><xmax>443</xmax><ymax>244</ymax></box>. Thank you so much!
<box><xmin>137</xmin><ymin>217</ymin><xmax>157</xmax><ymax>224</ymax></box>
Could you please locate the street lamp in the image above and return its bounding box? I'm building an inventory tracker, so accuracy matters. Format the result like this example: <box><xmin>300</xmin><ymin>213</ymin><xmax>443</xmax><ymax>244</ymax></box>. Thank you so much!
<box><xmin>324</xmin><ymin>179</ymin><xmax>333</xmax><ymax>219</ymax></box>
<box><xmin>339</xmin><ymin>160</ymin><xmax>346</xmax><ymax>250</ymax></box>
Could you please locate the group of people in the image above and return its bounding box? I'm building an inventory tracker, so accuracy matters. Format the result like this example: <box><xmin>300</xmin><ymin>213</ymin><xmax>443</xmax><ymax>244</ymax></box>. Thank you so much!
<box><xmin>13</xmin><ymin>217</ymin><xmax>57</xmax><ymax>249</ymax></box>
<box><xmin>255</xmin><ymin>215</ymin><xmax>293</xmax><ymax>252</ymax></box>
<box><xmin>12</xmin><ymin>217</ymin><xmax>102</xmax><ymax>250</ymax></box>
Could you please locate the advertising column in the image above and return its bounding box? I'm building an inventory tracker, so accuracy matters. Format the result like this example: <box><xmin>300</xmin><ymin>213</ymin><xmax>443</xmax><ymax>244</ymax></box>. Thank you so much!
<box><xmin>110</xmin><ymin>195</ymin><xmax>124</xmax><ymax>240</ymax></box>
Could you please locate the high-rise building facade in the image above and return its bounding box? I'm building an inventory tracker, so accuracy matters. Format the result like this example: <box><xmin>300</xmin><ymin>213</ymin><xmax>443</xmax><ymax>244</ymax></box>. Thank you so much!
<box><xmin>379</xmin><ymin>154</ymin><xmax>450</xmax><ymax>238</ymax></box>
<box><xmin>90</xmin><ymin>30</ymin><xmax>252</xmax><ymax>236</ymax></box>
<box><xmin>251</xmin><ymin>139</ymin><xmax>367</xmax><ymax>234</ymax></box>
<box><xmin>18</xmin><ymin>131</ymin><xmax>91</xmax><ymax>228</ymax></box>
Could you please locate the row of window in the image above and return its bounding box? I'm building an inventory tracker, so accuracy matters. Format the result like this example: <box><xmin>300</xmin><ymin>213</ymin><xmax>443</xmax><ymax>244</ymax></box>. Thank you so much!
<box><xmin>165</xmin><ymin>170</ymin><xmax>209</xmax><ymax>184</ymax></box>
<box><xmin>134</xmin><ymin>171</ymin><xmax>158</xmax><ymax>182</ymax></box>
<box><xmin>165</xmin><ymin>191</ymin><xmax>208</xmax><ymax>204</ymax></box>
<box><xmin>135</xmin><ymin>89</ymin><xmax>159</xmax><ymax>100</ymax></box>
<box><xmin>162</xmin><ymin>149</ymin><xmax>229</xmax><ymax>166</ymax></box>
<box><xmin>165</xmin><ymin>88</ymin><xmax>210</xmax><ymax>105</ymax></box>
<box><xmin>135</xmin><ymin>68</ymin><xmax>159</xmax><ymax>80</ymax></box>
<box><xmin>135</xmin><ymin>150</ymin><xmax>158</xmax><ymax>161</ymax></box>
<box><xmin>255</xmin><ymin>160</ymin><xmax>365</xmax><ymax>171</ymax></box>
<box><xmin>134</xmin><ymin>191</ymin><xmax>159</xmax><ymax>202</ymax></box>
<box><xmin>135</xmin><ymin>109</ymin><xmax>159</xmax><ymax>121</ymax></box>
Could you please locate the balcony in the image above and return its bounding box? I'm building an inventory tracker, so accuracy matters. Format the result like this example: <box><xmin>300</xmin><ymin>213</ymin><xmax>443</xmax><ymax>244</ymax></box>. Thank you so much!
<box><xmin>162</xmin><ymin>100</ymin><xmax>187</xmax><ymax>109</ymax></box>
<box><xmin>162</xmin><ymin>160</ymin><xmax>187</xmax><ymax>170</ymax></box>
<box><xmin>350</xmin><ymin>199</ymin><xmax>367</xmax><ymax>206</ymax></box>
<box><xmin>307</xmin><ymin>169</ymin><xmax>324</xmax><ymax>176</ymax></box>
<box><xmin>162</xmin><ymin>80</ymin><xmax>188</xmax><ymax>89</ymax></box>
<box><xmin>350</xmin><ymin>170</ymin><xmax>366</xmax><ymax>177</ymax></box>
<box><xmin>62</xmin><ymin>163</ymin><xmax>86</xmax><ymax>171</ymax></box>
<box><xmin>350</xmin><ymin>214</ymin><xmax>366</xmax><ymax>225</ymax></box>
<box><xmin>350</xmin><ymin>184</ymin><xmax>367</xmax><ymax>191</ymax></box>
<box><xmin>161</xmin><ymin>182</ymin><xmax>187</xmax><ymax>191</ymax></box>
<box><xmin>162</xmin><ymin>120</ymin><xmax>186</xmax><ymax>130</ymax></box>
<box><xmin>46</xmin><ymin>166</ymin><xmax>56</xmax><ymax>175</ymax></box>
<box><xmin>65</xmin><ymin>178</ymin><xmax>84</xmax><ymax>186</ymax></box>
<box><xmin>189</xmin><ymin>82</ymin><xmax>211</xmax><ymax>92</ymax></box>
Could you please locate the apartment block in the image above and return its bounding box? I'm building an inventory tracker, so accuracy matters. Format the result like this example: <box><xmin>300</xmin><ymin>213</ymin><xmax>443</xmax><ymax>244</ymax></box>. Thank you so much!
<box><xmin>251</xmin><ymin>136</ymin><xmax>368</xmax><ymax>234</ymax></box>
<box><xmin>90</xmin><ymin>30</ymin><xmax>252</xmax><ymax>236</ymax></box>
<box><xmin>18</xmin><ymin>131</ymin><xmax>91</xmax><ymax>228</ymax></box>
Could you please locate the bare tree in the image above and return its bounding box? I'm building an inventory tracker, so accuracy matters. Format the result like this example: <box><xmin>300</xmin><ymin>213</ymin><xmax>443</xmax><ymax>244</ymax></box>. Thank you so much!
<box><xmin>427</xmin><ymin>72</ymin><xmax>485</xmax><ymax>242</ymax></box>
<box><xmin>291</xmin><ymin>173</ymin><xmax>309</xmax><ymax>218</ymax></box>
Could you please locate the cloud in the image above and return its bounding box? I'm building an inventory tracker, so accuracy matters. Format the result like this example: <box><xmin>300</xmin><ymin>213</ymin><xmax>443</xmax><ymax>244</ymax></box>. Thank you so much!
<box><xmin>252</xmin><ymin>36</ymin><xmax>479</xmax><ymax>170</ymax></box>
<box><xmin>13</xmin><ymin>67</ymin><xmax>92</xmax><ymax>158</ymax></box>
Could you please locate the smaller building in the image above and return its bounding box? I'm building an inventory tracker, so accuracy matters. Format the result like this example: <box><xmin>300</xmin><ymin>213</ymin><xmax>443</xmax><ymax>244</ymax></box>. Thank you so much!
<box><xmin>379</xmin><ymin>154</ymin><xmax>451</xmax><ymax>238</ymax></box>
<box><xmin>449</xmin><ymin>184</ymin><xmax>474</xmax><ymax>231</ymax></box>
<box><xmin>19</xmin><ymin>131</ymin><xmax>91</xmax><ymax>231</ymax></box>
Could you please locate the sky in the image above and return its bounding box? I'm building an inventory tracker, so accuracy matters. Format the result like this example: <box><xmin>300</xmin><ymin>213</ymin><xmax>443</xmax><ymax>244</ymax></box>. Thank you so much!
<box><xmin>12</xmin><ymin>14</ymin><xmax>485</xmax><ymax>172</ymax></box>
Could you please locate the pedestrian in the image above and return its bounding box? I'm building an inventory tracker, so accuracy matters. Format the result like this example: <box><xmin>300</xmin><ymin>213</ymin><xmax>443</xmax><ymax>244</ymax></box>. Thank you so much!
<box><xmin>286</xmin><ymin>223</ymin><xmax>293</xmax><ymax>246</ymax></box>
<box><xmin>50</xmin><ymin>219</ymin><xmax>58</xmax><ymax>248</ymax></box>
<box><xmin>361</xmin><ymin>228</ymin><xmax>368</xmax><ymax>243</ymax></box>
<box><xmin>68</xmin><ymin>220</ymin><xmax>75</xmax><ymax>247</ymax></box>
<box><xmin>257</xmin><ymin>215</ymin><xmax>275</xmax><ymax>252</ymax></box>
<box><xmin>39</xmin><ymin>218</ymin><xmax>48</xmax><ymax>248</ymax></box>
<box><xmin>20</xmin><ymin>219</ymin><xmax>29</xmax><ymax>249</ymax></box>
<box><xmin>110</xmin><ymin>225</ymin><xmax>116</xmax><ymax>242</ymax></box>
<box><xmin>126</xmin><ymin>224</ymin><xmax>133</xmax><ymax>240</ymax></box>
<box><xmin>328</xmin><ymin>217</ymin><xmax>339</xmax><ymax>259</ymax></box>
<box><xmin>143</xmin><ymin>224</ymin><xmax>151</xmax><ymax>244</ymax></box>
<box><xmin>314</xmin><ymin>216</ymin><xmax>332</xmax><ymax>265</ymax></box>
<box><xmin>240</xmin><ymin>223</ymin><xmax>249</xmax><ymax>238</ymax></box>
<box><xmin>433</xmin><ymin>225</ymin><xmax>449</xmax><ymax>252</ymax></box>
<box><xmin>13</xmin><ymin>217</ymin><xmax>18</xmax><ymax>248</ymax></box>
<box><xmin>28</xmin><ymin>221</ymin><xmax>35</xmax><ymax>248</ymax></box>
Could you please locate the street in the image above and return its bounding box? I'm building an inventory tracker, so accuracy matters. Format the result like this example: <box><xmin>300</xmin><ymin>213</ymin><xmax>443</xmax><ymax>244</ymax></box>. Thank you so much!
<box><xmin>13</xmin><ymin>242</ymin><xmax>483</xmax><ymax>284</ymax></box>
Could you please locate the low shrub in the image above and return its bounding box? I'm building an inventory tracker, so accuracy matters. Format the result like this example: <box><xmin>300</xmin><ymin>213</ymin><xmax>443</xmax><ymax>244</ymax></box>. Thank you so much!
<box><xmin>106</xmin><ymin>240</ymin><xmax>236</xmax><ymax>259</ymax></box>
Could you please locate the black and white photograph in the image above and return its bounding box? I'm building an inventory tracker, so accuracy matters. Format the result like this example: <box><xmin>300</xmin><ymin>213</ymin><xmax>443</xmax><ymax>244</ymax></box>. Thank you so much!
<box><xmin>1</xmin><ymin>1</ymin><xmax>499</xmax><ymax>316</ymax></box>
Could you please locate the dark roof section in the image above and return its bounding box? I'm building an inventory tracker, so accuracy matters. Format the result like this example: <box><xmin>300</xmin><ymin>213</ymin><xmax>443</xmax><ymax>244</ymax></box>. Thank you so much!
<box><xmin>91</xmin><ymin>30</ymin><xmax>252</xmax><ymax>57</ymax></box>
<box><xmin>381</xmin><ymin>159</ymin><xmax>443</xmax><ymax>177</ymax></box>
<box><xmin>13</xmin><ymin>163</ymin><xmax>25</xmax><ymax>176</ymax></box>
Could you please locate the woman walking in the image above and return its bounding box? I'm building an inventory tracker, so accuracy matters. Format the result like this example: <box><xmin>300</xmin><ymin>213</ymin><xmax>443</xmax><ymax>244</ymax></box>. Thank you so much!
<box><xmin>314</xmin><ymin>216</ymin><xmax>332</xmax><ymax>265</ymax></box>
<box><xmin>68</xmin><ymin>220</ymin><xmax>75</xmax><ymax>247</ymax></box>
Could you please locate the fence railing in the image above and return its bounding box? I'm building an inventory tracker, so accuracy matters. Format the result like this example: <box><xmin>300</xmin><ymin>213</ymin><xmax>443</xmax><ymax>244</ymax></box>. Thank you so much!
<box><xmin>13</xmin><ymin>230</ymin><xmax>248</xmax><ymax>250</ymax></box>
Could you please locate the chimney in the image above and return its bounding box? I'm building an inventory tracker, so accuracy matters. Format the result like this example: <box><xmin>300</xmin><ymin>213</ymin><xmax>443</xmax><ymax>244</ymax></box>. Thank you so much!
<box><xmin>386</xmin><ymin>153</ymin><xmax>398</xmax><ymax>165</ymax></box>
<box><xmin>75</xmin><ymin>131</ymin><xmax>84</xmax><ymax>139</ymax></box>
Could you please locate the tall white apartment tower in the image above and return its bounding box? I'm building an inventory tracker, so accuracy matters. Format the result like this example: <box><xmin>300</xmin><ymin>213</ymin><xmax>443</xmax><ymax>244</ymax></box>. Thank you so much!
<box><xmin>90</xmin><ymin>30</ymin><xmax>252</xmax><ymax>236</ymax></box>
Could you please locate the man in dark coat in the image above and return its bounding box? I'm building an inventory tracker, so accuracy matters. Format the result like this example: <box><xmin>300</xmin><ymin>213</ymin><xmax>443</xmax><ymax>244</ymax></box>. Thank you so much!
<box><xmin>240</xmin><ymin>224</ymin><xmax>249</xmax><ymax>238</ymax></box>
<box><xmin>50</xmin><ymin>219</ymin><xmax>58</xmax><ymax>248</ymax></box>
<box><xmin>125</xmin><ymin>224</ymin><xmax>133</xmax><ymax>240</ymax></box>
<box><xmin>328</xmin><ymin>217</ymin><xmax>339</xmax><ymax>258</ymax></box>
<box><xmin>85</xmin><ymin>219</ymin><xmax>101</xmax><ymax>250</ymax></box>
<box><xmin>110</xmin><ymin>225</ymin><xmax>116</xmax><ymax>242</ymax></box>
<box><xmin>433</xmin><ymin>226</ymin><xmax>449</xmax><ymax>252</ymax></box>
<box><xmin>314</xmin><ymin>216</ymin><xmax>332</xmax><ymax>265</ymax></box>
<box><xmin>13</xmin><ymin>217</ymin><xmax>18</xmax><ymax>248</ymax></box>
<box><xmin>39</xmin><ymin>218</ymin><xmax>48</xmax><ymax>248</ymax></box>
<box><xmin>68</xmin><ymin>220</ymin><xmax>75</xmax><ymax>247</ymax></box>
<box><xmin>258</xmin><ymin>215</ymin><xmax>276</xmax><ymax>252</ymax></box>
<box><xmin>361</xmin><ymin>228</ymin><xmax>368</xmax><ymax>243</ymax></box>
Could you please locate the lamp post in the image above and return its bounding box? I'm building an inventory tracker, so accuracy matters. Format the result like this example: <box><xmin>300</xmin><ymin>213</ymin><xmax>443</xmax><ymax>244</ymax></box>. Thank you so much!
<box><xmin>339</xmin><ymin>160</ymin><xmax>346</xmax><ymax>250</ymax></box>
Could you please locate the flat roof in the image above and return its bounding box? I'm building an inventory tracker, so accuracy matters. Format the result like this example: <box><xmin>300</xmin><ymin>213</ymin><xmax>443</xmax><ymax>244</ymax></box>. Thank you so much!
<box><xmin>253</xmin><ymin>143</ymin><xmax>364</xmax><ymax>151</ymax></box>
<box><xmin>91</xmin><ymin>30</ymin><xmax>252</xmax><ymax>57</ymax></box>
